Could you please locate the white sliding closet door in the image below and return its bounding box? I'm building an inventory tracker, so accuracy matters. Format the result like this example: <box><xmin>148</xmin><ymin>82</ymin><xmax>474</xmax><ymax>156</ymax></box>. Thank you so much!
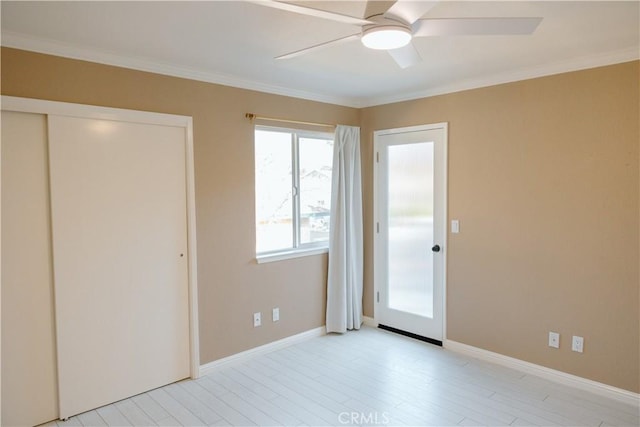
<box><xmin>1</xmin><ymin>111</ymin><xmax>59</xmax><ymax>427</ymax></box>
<box><xmin>48</xmin><ymin>115</ymin><xmax>191</xmax><ymax>419</ymax></box>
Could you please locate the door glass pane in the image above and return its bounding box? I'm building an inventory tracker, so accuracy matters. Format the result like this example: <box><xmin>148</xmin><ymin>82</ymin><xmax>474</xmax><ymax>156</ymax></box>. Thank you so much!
<box><xmin>299</xmin><ymin>137</ymin><xmax>333</xmax><ymax>245</ymax></box>
<box><xmin>387</xmin><ymin>142</ymin><xmax>434</xmax><ymax>318</ymax></box>
<box><xmin>255</xmin><ymin>130</ymin><xmax>293</xmax><ymax>253</ymax></box>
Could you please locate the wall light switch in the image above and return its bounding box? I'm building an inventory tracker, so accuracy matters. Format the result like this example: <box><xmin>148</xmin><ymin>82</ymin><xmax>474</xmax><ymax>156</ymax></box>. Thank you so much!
<box><xmin>253</xmin><ymin>312</ymin><xmax>261</xmax><ymax>327</ymax></box>
<box><xmin>272</xmin><ymin>307</ymin><xmax>280</xmax><ymax>322</ymax></box>
<box><xmin>548</xmin><ymin>331</ymin><xmax>560</xmax><ymax>348</ymax></box>
<box><xmin>451</xmin><ymin>220</ymin><xmax>460</xmax><ymax>234</ymax></box>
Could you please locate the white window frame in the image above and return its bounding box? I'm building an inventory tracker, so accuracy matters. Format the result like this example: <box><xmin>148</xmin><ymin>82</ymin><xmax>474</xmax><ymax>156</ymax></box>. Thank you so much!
<box><xmin>255</xmin><ymin>125</ymin><xmax>334</xmax><ymax>263</ymax></box>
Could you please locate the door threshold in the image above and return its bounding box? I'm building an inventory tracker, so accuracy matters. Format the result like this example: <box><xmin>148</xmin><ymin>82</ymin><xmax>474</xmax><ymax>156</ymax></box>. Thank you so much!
<box><xmin>378</xmin><ymin>324</ymin><xmax>443</xmax><ymax>347</ymax></box>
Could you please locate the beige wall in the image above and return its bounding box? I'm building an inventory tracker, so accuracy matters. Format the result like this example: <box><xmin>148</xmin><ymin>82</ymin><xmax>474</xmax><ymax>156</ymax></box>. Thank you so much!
<box><xmin>2</xmin><ymin>47</ymin><xmax>638</xmax><ymax>393</ymax></box>
<box><xmin>0</xmin><ymin>47</ymin><xmax>360</xmax><ymax>365</ymax></box>
<box><xmin>361</xmin><ymin>61</ymin><xmax>639</xmax><ymax>393</ymax></box>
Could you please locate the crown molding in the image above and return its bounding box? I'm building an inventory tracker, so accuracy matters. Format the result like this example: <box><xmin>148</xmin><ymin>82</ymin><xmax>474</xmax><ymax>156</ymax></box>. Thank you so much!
<box><xmin>2</xmin><ymin>31</ymin><xmax>638</xmax><ymax>109</ymax></box>
<box><xmin>360</xmin><ymin>46</ymin><xmax>640</xmax><ymax>107</ymax></box>
<box><xmin>1</xmin><ymin>31</ymin><xmax>360</xmax><ymax>108</ymax></box>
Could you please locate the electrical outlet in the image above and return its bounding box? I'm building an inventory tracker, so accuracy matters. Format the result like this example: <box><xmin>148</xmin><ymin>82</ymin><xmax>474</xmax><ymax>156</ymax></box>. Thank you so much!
<box><xmin>548</xmin><ymin>331</ymin><xmax>560</xmax><ymax>348</ymax></box>
<box><xmin>253</xmin><ymin>312</ymin><xmax>261</xmax><ymax>327</ymax></box>
<box><xmin>272</xmin><ymin>307</ymin><xmax>280</xmax><ymax>322</ymax></box>
<box><xmin>572</xmin><ymin>336</ymin><xmax>584</xmax><ymax>353</ymax></box>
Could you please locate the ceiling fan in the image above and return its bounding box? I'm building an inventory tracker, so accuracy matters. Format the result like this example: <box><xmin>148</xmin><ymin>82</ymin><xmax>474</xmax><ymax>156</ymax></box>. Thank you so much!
<box><xmin>249</xmin><ymin>0</ymin><xmax>543</xmax><ymax>68</ymax></box>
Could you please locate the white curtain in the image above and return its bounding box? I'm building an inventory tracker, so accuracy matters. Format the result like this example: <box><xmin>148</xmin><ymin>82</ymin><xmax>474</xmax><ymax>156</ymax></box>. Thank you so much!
<box><xmin>326</xmin><ymin>125</ymin><xmax>363</xmax><ymax>333</ymax></box>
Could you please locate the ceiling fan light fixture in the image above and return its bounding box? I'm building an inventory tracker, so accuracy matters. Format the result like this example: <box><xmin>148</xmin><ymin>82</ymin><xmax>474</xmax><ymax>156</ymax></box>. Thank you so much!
<box><xmin>361</xmin><ymin>25</ymin><xmax>412</xmax><ymax>50</ymax></box>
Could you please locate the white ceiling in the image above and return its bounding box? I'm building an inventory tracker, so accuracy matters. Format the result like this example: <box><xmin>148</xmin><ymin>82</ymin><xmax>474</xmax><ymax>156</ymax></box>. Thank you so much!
<box><xmin>2</xmin><ymin>1</ymin><xmax>638</xmax><ymax>107</ymax></box>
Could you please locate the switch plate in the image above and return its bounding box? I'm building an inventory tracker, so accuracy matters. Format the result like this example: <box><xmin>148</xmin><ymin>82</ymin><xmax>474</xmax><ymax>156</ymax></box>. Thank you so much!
<box><xmin>451</xmin><ymin>220</ymin><xmax>460</xmax><ymax>234</ymax></box>
<box><xmin>572</xmin><ymin>336</ymin><xmax>584</xmax><ymax>353</ymax></box>
<box><xmin>272</xmin><ymin>307</ymin><xmax>280</xmax><ymax>322</ymax></box>
<box><xmin>253</xmin><ymin>312</ymin><xmax>261</xmax><ymax>327</ymax></box>
<box><xmin>548</xmin><ymin>331</ymin><xmax>560</xmax><ymax>348</ymax></box>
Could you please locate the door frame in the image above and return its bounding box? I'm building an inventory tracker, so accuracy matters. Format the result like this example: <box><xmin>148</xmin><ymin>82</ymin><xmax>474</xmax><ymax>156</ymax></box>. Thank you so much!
<box><xmin>373</xmin><ymin>122</ymin><xmax>448</xmax><ymax>342</ymax></box>
<box><xmin>1</xmin><ymin>95</ymin><xmax>200</xmax><ymax>379</ymax></box>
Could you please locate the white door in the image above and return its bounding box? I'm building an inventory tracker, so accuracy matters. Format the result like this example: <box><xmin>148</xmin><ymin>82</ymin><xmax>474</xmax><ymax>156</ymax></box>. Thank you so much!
<box><xmin>374</xmin><ymin>124</ymin><xmax>447</xmax><ymax>342</ymax></box>
<box><xmin>48</xmin><ymin>115</ymin><xmax>191</xmax><ymax>419</ymax></box>
<box><xmin>1</xmin><ymin>111</ymin><xmax>59</xmax><ymax>426</ymax></box>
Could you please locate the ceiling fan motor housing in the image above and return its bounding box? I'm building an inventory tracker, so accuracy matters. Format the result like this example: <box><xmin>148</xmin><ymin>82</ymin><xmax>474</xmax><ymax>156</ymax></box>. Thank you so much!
<box><xmin>361</xmin><ymin>15</ymin><xmax>413</xmax><ymax>50</ymax></box>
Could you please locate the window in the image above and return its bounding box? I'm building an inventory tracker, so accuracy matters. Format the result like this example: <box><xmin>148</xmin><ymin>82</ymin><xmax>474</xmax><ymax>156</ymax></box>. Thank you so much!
<box><xmin>255</xmin><ymin>126</ymin><xmax>334</xmax><ymax>260</ymax></box>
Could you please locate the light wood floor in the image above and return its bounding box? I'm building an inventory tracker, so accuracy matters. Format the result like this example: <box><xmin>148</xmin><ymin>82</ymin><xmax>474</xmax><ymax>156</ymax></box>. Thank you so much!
<box><xmin>43</xmin><ymin>327</ymin><xmax>639</xmax><ymax>426</ymax></box>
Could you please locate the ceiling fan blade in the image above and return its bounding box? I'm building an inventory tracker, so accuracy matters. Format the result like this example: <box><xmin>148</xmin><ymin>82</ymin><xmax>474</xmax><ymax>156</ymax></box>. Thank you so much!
<box><xmin>384</xmin><ymin>0</ymin><xmax>439</xmax><ymax>25</ymax></box>
<box><xmin>388</xmin><ymin>42</ymin><xmax>422</xmax><ymax>69</ymax></box>
<box><xmin>413</xmin><ymin>17</ymin><xmax>543</xmax><ymax>37</ymax></box>
<box><xmin>275</xmin><ymin>33</ymin><xmax>361</xmax><ymax>60</ymax></box>
<box><xmin>365</xmin><ymin>1</ymin><xmax>396</xmax><ymax>19</ymax></box>
<box><xmin>247</xmin><ymin>1</ymin><xmax>372</xmax><ymax>26</ymax></box>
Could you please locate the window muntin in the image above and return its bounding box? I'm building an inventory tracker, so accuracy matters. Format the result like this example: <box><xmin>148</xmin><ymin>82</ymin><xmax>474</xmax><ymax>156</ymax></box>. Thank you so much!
<box><xmin>255</xmin><ymin>126</ymin><xmax>333</xmax><ymax>257</ymax></box>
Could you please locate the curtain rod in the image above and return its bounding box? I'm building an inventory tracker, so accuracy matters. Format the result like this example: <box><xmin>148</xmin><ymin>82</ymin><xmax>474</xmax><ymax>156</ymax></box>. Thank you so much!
<box><xmin>245</xmin><ymin>113</ymin><xmax>335</xmax><ymax>128</ymax></box>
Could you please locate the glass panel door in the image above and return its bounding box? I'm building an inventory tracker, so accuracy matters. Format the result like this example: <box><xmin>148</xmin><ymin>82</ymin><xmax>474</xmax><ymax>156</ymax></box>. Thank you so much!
<box><xmin>387</xmin><ymin>142</ymin><xmax>434</xmax><ymax>318</ymax></box>
<box><xmin>374</xmin><ymin>124</ymin><xmax>447</xmax><ymax>341</ymax></box>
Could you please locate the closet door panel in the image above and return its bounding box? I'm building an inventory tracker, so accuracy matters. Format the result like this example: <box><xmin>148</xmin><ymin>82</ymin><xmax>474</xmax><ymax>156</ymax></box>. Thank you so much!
<box><xmin>48</xmin><ymin>115</ymin><xmax>190</xmax><ymax>419</ymax></box>
<box><xmin>1</xmin><ymin>111</ymin><xmax>59</xmax><ymax>426</ymax></box>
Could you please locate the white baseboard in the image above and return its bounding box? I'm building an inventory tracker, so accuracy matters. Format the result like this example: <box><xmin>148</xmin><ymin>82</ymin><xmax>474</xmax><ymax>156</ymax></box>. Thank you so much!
<box><xmin>199</xmin><ymin>326</ymin><xmax>326</xmax><ymax>377</ymax></box>
<box><xmin>444</xmin><ymin>340</ymin><xmax>640</xmax><ymax>407</ymax></box>
<box><xmin>362</xmin><ymin>316</ymin><xmax>377</xmax><ymax>327</ymax></box>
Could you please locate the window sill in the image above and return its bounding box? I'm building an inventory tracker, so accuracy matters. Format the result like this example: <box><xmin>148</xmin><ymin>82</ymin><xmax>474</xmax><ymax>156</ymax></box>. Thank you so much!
<box><xmin>256</xmin><ymin>247</ymin><xmax>329</xmax><ymax>264</ymax></box>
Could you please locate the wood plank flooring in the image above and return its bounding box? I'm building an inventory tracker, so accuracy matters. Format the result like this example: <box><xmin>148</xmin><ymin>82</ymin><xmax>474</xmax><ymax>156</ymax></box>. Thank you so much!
<box><xmin>42</xmin><ymin>327</ymin><xmax>639</xmax><ymax>426</ymax></box>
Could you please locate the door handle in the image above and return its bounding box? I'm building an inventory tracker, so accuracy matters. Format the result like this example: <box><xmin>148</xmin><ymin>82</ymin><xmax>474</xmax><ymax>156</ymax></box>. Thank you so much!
<box><xmin>432</xmin><ymin>245</ymin><xmax>441</xmax><ymax>253</ymax></box>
